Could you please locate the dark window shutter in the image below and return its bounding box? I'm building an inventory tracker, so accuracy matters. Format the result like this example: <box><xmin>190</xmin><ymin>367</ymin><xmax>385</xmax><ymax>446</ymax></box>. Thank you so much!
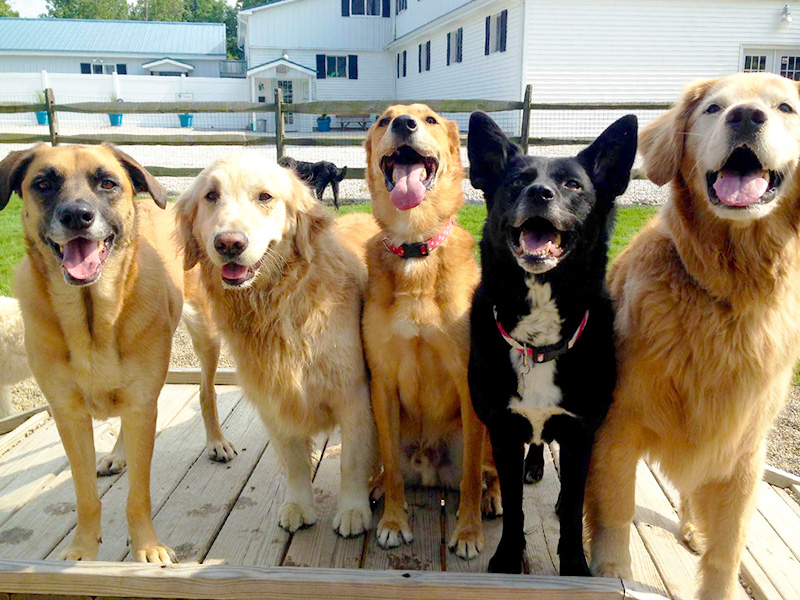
<box><xmin>316</xmin><ymin>54</ymin><xmax>326</xmax><ymax>79</ymax></box>
<box><xmin>447</xmin><ymin>32</ymin><xmax>451</xmax><ymax>66</ymax></box>
<box><xmin>500</xmin><ymin>9</ymin><xmax>508</xmax><ymax>52</ymax></box>
<box><xmin>426</xmin><ymin>41</ymin><xmax>431</xmax><ymax>70</ymax></box>
<box><xmin>80</xmin><ymin>63</ymin><xmax>91</xmax><ymax>74</ymax></box>
<box><xmin>397</xmin><ymin>53</ymin><xmax>400</xmax><ymax>78</ymax></box>
<box><xmin>418</xmin><ymin>44</ymin><xmax>422</xmax><ymax>72</ymax></box>
<box><xmin>485</xmin><ymin>16</ymin><xmax>491</xmax><ymax>55</ymax></box>
<box><xmin>348</xmin><ymin>55</ymin><xmax>358</xmax><ymax>79</ymax></box>
<box><xmin>457</xmin><ymin>28</ymin><xmax>463</xmax><ymax>63</ymax></box>
<box><xmin>342</xmin><ymin>0</ymin><xmax>349</xmax><ymax>16</ymax></box>
<box><xmin>116</xmin><ymin>64</ymin><xmax>127</xmax><ymax>75</ymax></box>
<box><xmin>402</xmin><ymin>50</ymin><xmax>406</xmax><ymax>76</ymax></box>
<box><xmin>383</xmin><ymin>0</ymin><xmax>390</xmax><ymax>17</ymax></box>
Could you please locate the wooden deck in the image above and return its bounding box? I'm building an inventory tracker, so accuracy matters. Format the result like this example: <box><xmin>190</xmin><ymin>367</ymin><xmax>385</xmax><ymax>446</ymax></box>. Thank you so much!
<box><xmin>0</xmin><ymin>378</ymin><xmax>798</xmax><ymax>600</ymax></box>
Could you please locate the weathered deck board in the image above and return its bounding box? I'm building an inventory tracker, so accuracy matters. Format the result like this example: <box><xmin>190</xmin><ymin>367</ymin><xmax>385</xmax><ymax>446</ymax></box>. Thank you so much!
<box><xmin>283</xmin><ymin>431</ymin><xmax>367</xmax><ymax>569</ymax></box>
<box><xmin>144</xmin><ymin>393</ymin><xmax>265</xmax><ymax>563</ymax></box>
<box><xmin>756</xmin><ymin>483</ymin><xmax>800</xmax><ymax>562</ymax></box>
<box><xmin>522</xmin><ymin>444</ymin><xmax>561</xmax><ymax>575</ymax></box>
<box><xmin>47</xmin><ymin>387</ymin><xmax>244</xmax><ymax>561</ymax></box>
<box><xmin>443</xmin><ymin>488</ymin><xmax>502</xmax><ymax>573</ymax></box>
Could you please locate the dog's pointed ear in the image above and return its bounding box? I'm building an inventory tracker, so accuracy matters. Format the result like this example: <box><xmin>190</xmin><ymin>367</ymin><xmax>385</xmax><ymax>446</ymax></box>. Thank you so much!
<box><xmin>578</xmin><ymin>114</ymin><xmax>638</xmax><ymax>200</ymax></box>
<box><xmin>468</xmin><ymin>111</ymin><xmax>520</xmax><ymax>200</ymax></box>
<box><xmin>174</xmin><ymin>186</ymin><xmax>203</xmax><ymax>271</ymax></box>
<box><xmin>338</xmin><ymin>165</ymin><xmax>347</xmax><ymax>181</ymax></box>
<box><xmin>0</xmin><ymin>145</ymin><xmax>41</xmax><ymax>211</ymax></box>
<box><xmin>639</xmin><ymin>78</ymin><xmax>717</xmax><ymax>186</ymax></box>
<box><xmin>104</xmin><ymin>143</ymin><xmax>168</xmax><ymax>208</ymax></box>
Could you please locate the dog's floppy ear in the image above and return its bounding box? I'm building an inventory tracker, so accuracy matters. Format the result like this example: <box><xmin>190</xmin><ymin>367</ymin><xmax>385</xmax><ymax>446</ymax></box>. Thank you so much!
<box><xmin>468</xmin><ymin>111</ymin><xmax>520</xmax><ymax>199</ymax></box>
<box><xmin>0</xmin><ymin>145</ymin><xmax>41</xmax><ymax>211</ymax></box>
<box><xmin>578</xmin><ymin>114</ymin><xmax>638</xmax><ymax>200</ymax></box>
<box><xmin>338</xmin><ymin>166</ymin><xmax>347</xmax><ymax>181</ymax></box>
<box><xmin>639</xmin><ymin>78</ymin><xmax>717</xmax><ymax>186</ymax></box>
<box><xmin>104</xmin><ymin>143</ymin><xmax>168</xmax><ymax>209</ymax></box>
<box><xmin>291</xmin><ymin>177</ymin><xmax>331</xmax><ymax>262</ymax></box>
<box><xmin>174</xmin><ymin>184</ymin><xmax>203</xmax><ymax>271</ymax></box>
<box><xmin>445</xmin><ymin>118</ymin><xmax>461</xmax><ymax>158</ymax></box>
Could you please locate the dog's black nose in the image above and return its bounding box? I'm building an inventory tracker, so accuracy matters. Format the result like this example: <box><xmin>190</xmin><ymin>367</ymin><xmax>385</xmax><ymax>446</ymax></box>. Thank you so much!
<box><xmin>726</xmin><ymin>105</ymin><xmax>767</xmax><ymax>136</ymax></box>
<box><xmin>392</xmin><ymin>115</ymin><xmax>418</xmax><ymax>137</ymax></box>
<box><xmin>214</xmin><ymin>231</ymin><xmax>248</xmax><ymax>258</ymax></box>
<box><xmin>57</xmin><ymin>202</ymin><xmax>95</xmax><ymax>231</ymax></box>
<box><xmin>527</xmin><ymin>184</ymin><xmax>556</xmax><ymax>201</ymax></box>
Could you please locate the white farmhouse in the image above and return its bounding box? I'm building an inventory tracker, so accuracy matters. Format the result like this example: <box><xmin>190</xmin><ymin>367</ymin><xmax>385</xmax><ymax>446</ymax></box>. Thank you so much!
<box><xmin>239</xmin><ymin>0</ymin><xmax>800</xmax><ymax>132</ymax></box>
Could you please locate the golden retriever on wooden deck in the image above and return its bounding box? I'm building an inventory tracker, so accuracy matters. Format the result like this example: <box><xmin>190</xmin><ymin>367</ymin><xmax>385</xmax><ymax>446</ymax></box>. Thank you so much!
<box><xmin>586</xmin><ymin>73</ymin><xmax>800</xmax><ymax>600</ymax></box>
<box><xmin>175</xmin><ymin>154</ymin><xmax>377</xmax><ymax>537</ymax></box>
<box><xmin>363</xmin><ymin>104</ymin><xmax>500</xmax><ymax>559</ymax></box>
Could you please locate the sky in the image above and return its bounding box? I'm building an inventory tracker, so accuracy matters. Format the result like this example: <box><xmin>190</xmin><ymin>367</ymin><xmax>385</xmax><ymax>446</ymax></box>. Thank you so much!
<box><xmin>9</xmin><ymin>0</ymin><xmax>239</xmax><ymax>18</ymax></box>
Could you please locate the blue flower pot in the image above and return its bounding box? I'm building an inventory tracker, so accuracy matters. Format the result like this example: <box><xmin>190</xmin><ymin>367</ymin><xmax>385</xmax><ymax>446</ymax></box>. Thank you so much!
<box><xmin>108</xmin><ymin>113</ymin><xmax>123</xmax><ymax>127</ymax></box>
<box><xmin>35</xmin><ymin>111</ymin><xmax>49</xmax><ymax>126</ymax></box>
<box><xmin>179</xmin><ymin>114</ymin><xmax>193</xmax><ymax>128</ymax></box>
<box><xmin>317</xmin><ymin>118</ymin><xmax>331</xmax><ymax>132</ymax></box>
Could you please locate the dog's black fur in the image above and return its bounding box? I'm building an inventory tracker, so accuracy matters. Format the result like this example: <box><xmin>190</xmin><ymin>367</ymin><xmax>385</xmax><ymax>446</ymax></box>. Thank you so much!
<box><xmin>278</xmin><ymin>156</ymin><xmax>347</xmax><ymax>209</ymax></box>
<box><xmin>467</xmin><ymin>112</ymin><xmax>637</xmax><ymax>575</ymax></box>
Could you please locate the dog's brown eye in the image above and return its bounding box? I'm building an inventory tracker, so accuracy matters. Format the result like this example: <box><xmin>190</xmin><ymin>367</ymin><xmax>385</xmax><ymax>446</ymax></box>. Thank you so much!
<box><xmin>425</xmin><ymin>116</ymin><xmax>437</xmax><ymax>125</ymax></box>
<box><xmin>779</xmin><ymin>102</ymin><xmax>795</xmax><ymax>114</ymax></box>
<box><xmin>35</xmin><ymin>180</ymin><xmax>51</xmax><ymax>191</ymax></box>
<box><xmin>258</xmin><ymin>192</ymin><xmax>272</xmax><ymax>203</ymax></box>
<box><xmin>100</xmin><ymin>179</ymin><xmax>116</xmax><ymax>190</ymax></box>
<box><xmin>206</xmin><ymin>190</ymin><xmax>219</xmax><ymax>202</ymax></box>
<box><xmin>705</xmin><ymin>103</ymin><xmax>721</xmax><ymax>114</ymax></box>
<box><xmin>564</xmin><ymin>180</ymin><xmax>581</xmax><ymax>190</ymax></box>
<box><xmin>379</xmin><ymin>117</ymin><xmax>391</xmax><ymax>127</ymax></box>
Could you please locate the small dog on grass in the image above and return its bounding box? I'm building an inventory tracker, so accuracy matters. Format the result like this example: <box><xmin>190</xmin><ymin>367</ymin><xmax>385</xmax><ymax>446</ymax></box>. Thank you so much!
<box><xmin>278</xmin><ymin>156</ymin><xmax>347</xmax><ymax>209</ymax></box>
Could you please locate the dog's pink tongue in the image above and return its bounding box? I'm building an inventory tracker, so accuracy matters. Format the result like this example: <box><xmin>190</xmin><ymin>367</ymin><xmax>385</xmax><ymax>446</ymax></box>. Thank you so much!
<box><xmin>521</xmin><ymin>230</ymin><xmax>563</xmax><ymax>257</ymax></box>
<box><xmin>390</xmin><ymin>163</ymin><xmax>426</xmax><ymax>210</ymax></box>
<box><xmin>62</xmin><ymin>238</ymin><xmax>102</xmax><ymax>281</ymax></box>
<box><xmin>713</xmin><ymin>171</ymin><xmax>769</xmax><ymax>207</ymax></box>
<box><xmin>221</xmin><ymin>263</ymin><xmax>248</xmax><ymax>280</ymax></box>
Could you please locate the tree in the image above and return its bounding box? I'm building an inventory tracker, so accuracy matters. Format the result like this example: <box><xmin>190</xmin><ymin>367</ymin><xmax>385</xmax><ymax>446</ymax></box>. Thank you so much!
<box><xmin>45</xmin><ymin>0</ymin><xmax>130</xmax><ymax>19</ymax></box>
<box><xmin>0</xmin><ymin>0</ymin><xmax>19</xmax><ymax>17</ymax></box>
<box><xmin>130</xmin><ymin>0</ymin><xmax>186</xmax><ymax>21</ymax></box>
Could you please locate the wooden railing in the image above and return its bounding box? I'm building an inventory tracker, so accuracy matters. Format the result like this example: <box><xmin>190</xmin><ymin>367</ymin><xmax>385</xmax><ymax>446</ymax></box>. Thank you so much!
<box><xmin>0</xmin><ymin>87</ymin><xmax>670</xmax><ymax>180</ymax></box>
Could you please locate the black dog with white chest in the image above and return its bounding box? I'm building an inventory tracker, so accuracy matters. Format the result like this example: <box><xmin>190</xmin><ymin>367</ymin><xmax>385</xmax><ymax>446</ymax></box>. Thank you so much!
<box><xmin>467</xmin><ymin>112</ymin><xmax>637</xmax><ymax>575</ymax></box>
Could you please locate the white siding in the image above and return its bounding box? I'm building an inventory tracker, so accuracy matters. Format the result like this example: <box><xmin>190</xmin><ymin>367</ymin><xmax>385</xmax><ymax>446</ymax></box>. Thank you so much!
<box><xmin>395</xmin><ymin>0</ymin><xmax>471</xmax><ymax>38</ymax></box>
<box><xmin>0</xmin><ymin>54</ymin><xmax>220</xmax><ymax>77</ymax></box>
<box><xmin>525</xmin><ymin>0</ymin><xmax>800</xmax><ymax>102</ymax></box>
<box><xmin>245</xmin><ymin>0</ymin><xmax>392</xmax><ymax>53</ymax></box>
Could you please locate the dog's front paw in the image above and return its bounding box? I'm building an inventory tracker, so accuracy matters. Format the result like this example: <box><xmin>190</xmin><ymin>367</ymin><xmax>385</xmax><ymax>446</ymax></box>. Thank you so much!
<box><xmin>207</xmin><ymin>437</ymin><xmax>237</xmax><ymax>463</ymax></box>
<box><xmin>589</xmin><ymin>557</ymin><xmax>632</xmax><ymax>579</ymax></box>
<box><xmin>333</xmin><ymin>499</ymin><xmax>372</xmax><ymax>538</ymax></box>
<box><xmin>559</xmin><ymin>549</ymin><xmax>591</xmax><ymax>576</ymax></box>
<box><xmin>482</xmin><ymin>486</ymin><xmax>503</xmax><ymax>518</ymax></box>
<box><xmin>376</xmin><ymin>512</ymin><xmax>413</xmax><ymax>548</ymax></box>
<box><xmin>59</xmin><ymin>533</ymin><xmax>101</xmax><ymax>561</ymax></box>
<box><xmin>488</xmin><ymin>543</ymin><xmax>524</xmax><ymax>574</ymax></box>
<box><xmin>279</xmin><ymin>502</ymin><xmax>318</xmax><ymax>532</ymax></box>
<box><xmin>131</xmin><ymin>539</ymin><xmax>177</xmax><ymax>564</ymax></box>
<box><xmin>448</xmin><ymin>521</ymin><xmax>484</xmax><ymax>560</ymax></box>
<box><xmin>96</xmin><ymin>452</ymin><xmax>126</xmax><ymax>477</ymax></box>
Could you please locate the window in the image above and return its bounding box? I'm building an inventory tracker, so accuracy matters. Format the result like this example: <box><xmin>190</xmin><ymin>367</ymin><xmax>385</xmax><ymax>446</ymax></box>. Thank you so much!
<box><xmin>780</xmin><ymin>55</ymin><xmax>800</xmax><ymax>81</ymax></box>
<box><xmin>327</xmin><ymin>56</ymin><xmax>347</xmax><ymax>78</ymax></box>
<box><xmin>116</xmin><ymin>64</ymin><xmax>127</xmax><ymax>75</ymax></box>
<box><xmin>397</xmin><ymin>0</ymin><xmax>407</xmax><ymax>13</ymax></box>
<box><xmin>92</xmin><ymin>64</ymin><xmax>103</xmax><ymax>74</ymax></box>
<box><xmin>485</xmin><ymin>10</ymin><xmax>508</xmax><ymax>55</ymax></box>
<box><xmin>350</xmin><ymin>0</ymin><xmax>379</xmax><ymax>15</ymax></box>
<box><xmin>743</xmin><ymin>55</ymin><xmax>767</xmax><ymax>72</ymax></box>
<box><xmin>447</xmin><ymin>28</ymin><xmax>463</xmax><ymax>65</ymax></box>
<box><xmin>425</xmin><ymin>40</ymin><xmax>431</xmax><ymax>71</ymax></box>
<box><xmin>103</xmin><ymin>64</ymin><xmax>117</xmax><ymax>74</ymax></box>
<box><xmin>80</xmin><ymin>63</ymin><xmax>91</xmax><ymax>74</ymax></box>
<box><xmin>316</xmin><ymin>54</ymin><xmax>359</xmax><ymax>79</ymax></box>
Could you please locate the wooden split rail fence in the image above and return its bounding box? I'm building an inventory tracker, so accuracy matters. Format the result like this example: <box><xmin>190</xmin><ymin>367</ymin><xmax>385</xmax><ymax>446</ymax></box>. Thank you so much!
<box><xmin>0</xmin><ymin>87</ymin><xmax>670</xmax><ymax>180</ymax></box>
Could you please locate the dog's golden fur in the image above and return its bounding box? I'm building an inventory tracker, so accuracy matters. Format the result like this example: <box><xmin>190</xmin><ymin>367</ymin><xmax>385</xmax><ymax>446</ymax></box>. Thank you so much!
<box><xmin>0</xmin><ymin>144</ymin><xmax>231</xmax><ymax>563</ymax></box>
<box><xmin>175</xmin><ymin>154</ymin><xmax>378</xmax><ymax>537</ymax></box>
<box><xmin>586</xmin><ymin>73</ymin><xmax>800</xmax><ymax>599</ymax></box>
<box><xmin>363</xmin><ymin>104</ymin><xmax>499</xmax><ymax>558</ymax></box>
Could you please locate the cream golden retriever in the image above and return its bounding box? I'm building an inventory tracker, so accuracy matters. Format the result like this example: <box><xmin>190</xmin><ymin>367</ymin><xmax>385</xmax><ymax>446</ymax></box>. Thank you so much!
<box><xmin>0</xmin><ymin>144</ymin><xmax>233</xmax><ymax>564</ymax></box>
<box><xmin>363</xmin><ymin>104</ymin><xmax>500</xmax><ymax>558</ymax></box>
<box><xmin>175</xmin><ymin>153</ymin><xmax>377</xmax><ymax>537</ymax></box>
<box><xmin>586</xmin><ymin>73</ymin><xmax>800</xmax><ymax>599</ymax></box>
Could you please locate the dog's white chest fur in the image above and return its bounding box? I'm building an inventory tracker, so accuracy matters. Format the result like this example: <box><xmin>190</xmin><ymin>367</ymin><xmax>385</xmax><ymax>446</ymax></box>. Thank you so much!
<box><xmin>508</xmin><ymin>280</ymin><xmax>575</xmax><ymax>444</ymax></box>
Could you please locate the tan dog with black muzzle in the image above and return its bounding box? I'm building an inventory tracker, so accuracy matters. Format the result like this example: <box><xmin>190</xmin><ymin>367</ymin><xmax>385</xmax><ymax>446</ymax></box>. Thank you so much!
<box><xmin>0</xmin><ymin>144</ymin><xmax>233</xmax><ymax>563</ymax></box>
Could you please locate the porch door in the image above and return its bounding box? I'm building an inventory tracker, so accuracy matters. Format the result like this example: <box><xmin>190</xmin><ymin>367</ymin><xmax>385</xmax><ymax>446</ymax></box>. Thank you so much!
<box><xmin>277</xmin><ymin>80</ymin><xmax>296</xmax><ymax>131</ymax></box>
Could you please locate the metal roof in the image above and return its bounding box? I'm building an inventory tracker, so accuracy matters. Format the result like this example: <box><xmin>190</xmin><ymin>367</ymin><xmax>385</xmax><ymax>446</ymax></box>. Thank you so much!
<box><xmin>0</xmin><ymin>18</ymin><xmax>226</xmax><ymax>57</ymax></box>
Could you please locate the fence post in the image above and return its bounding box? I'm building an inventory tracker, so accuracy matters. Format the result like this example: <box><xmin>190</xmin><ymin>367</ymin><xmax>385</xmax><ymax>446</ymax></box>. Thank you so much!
<box><xmin>520</xmin><ymin>84</ymin><xmax>531</xmax><ymax>154</ymax></box>
<box><xmin>45</xmin><ymin>88</ymin><xmax>59</xmax><ymax>147</ymax></box>
<box><xmin>274</xmin><ymin>87</ymin><xmax>285</xmax><ymax>160</ymax></box>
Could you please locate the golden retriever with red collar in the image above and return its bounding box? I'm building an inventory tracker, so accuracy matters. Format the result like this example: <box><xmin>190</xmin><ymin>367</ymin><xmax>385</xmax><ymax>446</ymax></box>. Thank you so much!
<box><xmin>586</xmin><ymin>73</ymin><xmax>800</xmax><ymax>599</ymax></box>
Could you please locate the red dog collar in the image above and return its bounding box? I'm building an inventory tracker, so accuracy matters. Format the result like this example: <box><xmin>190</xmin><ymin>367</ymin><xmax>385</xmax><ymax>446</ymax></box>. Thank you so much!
<box><xmin>494</xmin><ymin>307</ymin><xmax>590</xmax><ymax>364</ymax></box>
<box><xmin>383</xmin><ymin>218</ymin><xmax>454</xmax><ymax>259</ymax></box>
